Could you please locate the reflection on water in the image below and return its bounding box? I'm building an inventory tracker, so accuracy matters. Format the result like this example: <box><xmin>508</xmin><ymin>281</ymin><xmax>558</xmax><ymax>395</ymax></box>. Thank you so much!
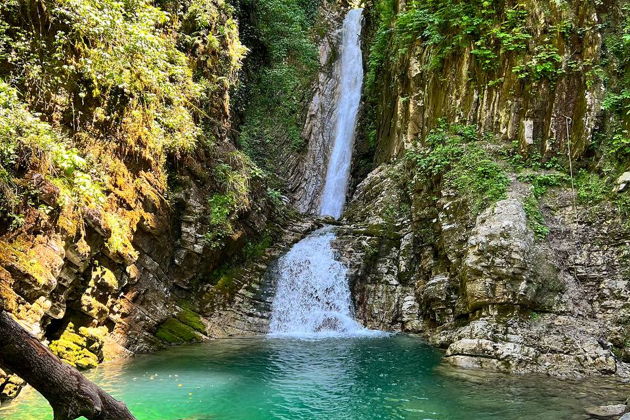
<box><xmin>1</xmin><ymin>336</ymin><xmax>628</xmax><ymax>420</ymax></box>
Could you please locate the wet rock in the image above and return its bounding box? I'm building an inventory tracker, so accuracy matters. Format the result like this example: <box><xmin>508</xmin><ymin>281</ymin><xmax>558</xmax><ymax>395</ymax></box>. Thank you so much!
<box><xmin>421</xmin><ymin>274</ymin><xmax>455</xmax><ymax>324</ymax></box>
<box><xmin>340</xmin><ymin>156</ymin><xmax>629</xmax><ymax>379</ymax></box>
<box><xmin>290</xmin><ymin>11</ymin><xmax>343</xmax><ymax>214</ymax></box>
<box><xmin>584</xmin><ymin>404</ymin><xmax>627</xmax><ymax>419</ymax></box>
<box><xmin>204</xmin><ymin>218</ymin><xmax>322</xmax><ymax>337</ymax></box>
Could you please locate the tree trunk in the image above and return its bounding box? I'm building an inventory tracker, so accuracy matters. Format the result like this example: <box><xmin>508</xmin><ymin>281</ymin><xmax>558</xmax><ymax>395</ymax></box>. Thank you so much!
<box><xmin>0</xmin><ymin>310</ymin><xmax>136</xmax><ymax>420</ymax></box>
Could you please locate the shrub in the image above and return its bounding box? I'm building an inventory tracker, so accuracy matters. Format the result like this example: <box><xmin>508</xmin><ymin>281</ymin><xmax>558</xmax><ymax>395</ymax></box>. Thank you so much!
<box><xmin>236</xmin><ymin>0</ymin><xmax>320</xmax><ymax>168</ymax></box>
<box><xmin>575</xmin><ymin>170</ymin><xmax>608</xmax><ymax>205</ymax></box>
<box><xmin>523</xmin><ymin>194</ymin><xmax>549</xmax><ymax>239</ymax></box>
<box><xmin>406</xmin><ymin>123</ymin><xmax>509</xmax><ymax>214</ymax></box>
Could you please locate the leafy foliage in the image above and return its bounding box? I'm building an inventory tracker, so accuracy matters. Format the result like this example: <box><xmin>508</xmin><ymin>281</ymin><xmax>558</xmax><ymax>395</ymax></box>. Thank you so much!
<box><xmin>236</xmin><ymin>0</ymin><xmax>321</xmax><ymax>169</ymax></box>
<box><xmin>575</xmin><ymin>170</ymin><xmax>609</xmax><ymax>205</ymax></box>
<box><xmin>0</xmin><ymin>0</ymin><xmax>259</xmax><ymax>259</ymax></box>
<box><xmin>406</xmin><ymin>123</ymin><xmax>509</xmax><ymax>214</ymax></box>
<box><xmin>203</xmin><ymin>152</ymin><xmax>257</xmax><ymax>249</ymax></box>
<box><xmin>601</xmin><ymin>2</ymin><xmax>630</xmax><ymax>119</ymax></box>
<box><xmin>512</xmin><ymin>44</ymin><xmax>563</xmax><ymax>82</ymax></box>
<box><xmin>0</xmin><ymin>81</ymin><xmax>104</xmax><ymax>229</ymax></box>
<box><xmin>517</xmin><ymin>173</ymin><xmax>569</xmax><ymax>198</ymax></box>
<box><xmin>523</xmin><ymin>194</ymin><xmax>549</xmax><ymax>239</ymax></box>
<box><xmin>366</xmin><ymin>0</ymin><xmax>541</xmax><ymax>82</ymax></box>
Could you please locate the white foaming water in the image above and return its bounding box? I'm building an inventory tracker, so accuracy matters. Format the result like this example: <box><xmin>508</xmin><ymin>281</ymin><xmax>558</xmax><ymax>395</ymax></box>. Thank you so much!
<box><xmin>319</xmin><ymin>8</ymin><xmax>364</xmax><ymax>220</ymax></box>
<box><xmin>268</xmin><ymin>9</ymin><xmax>377</xmax><ymax>339</ymax></box>
<box><xmin>268</xmin><ymin>227</ymin><xmax>378</xmax><ymax>338</ymax></box>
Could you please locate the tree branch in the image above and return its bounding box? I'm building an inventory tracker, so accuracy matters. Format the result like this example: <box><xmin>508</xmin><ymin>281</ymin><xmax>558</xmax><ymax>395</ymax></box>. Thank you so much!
<box><xmin>0</xmin><ymin>310</ymin><xmax>136</xmax><ymax>420</ymax></box>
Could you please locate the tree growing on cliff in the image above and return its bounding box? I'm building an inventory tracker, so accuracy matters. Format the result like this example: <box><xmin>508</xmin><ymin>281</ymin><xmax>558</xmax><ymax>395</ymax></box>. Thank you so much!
<box><xmin>0</xmin><ymin>310</ymin><xmax>135</xmax><ymax>420</ymax></box>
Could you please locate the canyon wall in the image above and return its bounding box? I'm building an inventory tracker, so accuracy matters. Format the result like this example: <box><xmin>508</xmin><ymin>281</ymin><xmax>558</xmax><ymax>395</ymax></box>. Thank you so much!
<box><xmin>364</xmin><ymin>0</ymin><xmax>624</xmax><ymax>163</ymax></box>
<box><xmin>0</xmin><ymin>0</ymin><xmax>281</xmax><ymax>403</ymax></box>
<box><xmin>337</xmin><ymin>0</ymin><xmax>630</xmax><ymax>377</ymax></box>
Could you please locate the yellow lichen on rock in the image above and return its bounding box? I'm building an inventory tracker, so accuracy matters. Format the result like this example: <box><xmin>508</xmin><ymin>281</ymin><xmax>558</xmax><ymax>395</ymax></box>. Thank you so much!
<box><xmin>49</xmin><ymin>323</ymin><xmax>102</xmax><ymax>370</ymax></box>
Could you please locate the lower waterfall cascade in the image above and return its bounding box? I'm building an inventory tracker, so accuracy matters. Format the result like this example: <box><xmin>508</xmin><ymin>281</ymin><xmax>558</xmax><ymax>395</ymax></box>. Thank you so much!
<box><xmin>268</xmin><ymin>227</ymin><xmax>377</xmax><ymax>337</ymax></box>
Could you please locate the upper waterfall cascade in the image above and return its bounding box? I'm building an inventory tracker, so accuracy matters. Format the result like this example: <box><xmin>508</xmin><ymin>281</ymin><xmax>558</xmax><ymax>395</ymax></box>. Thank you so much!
<box><xmin>268</xmin><ymin>9</ymin><xmax>375</xmax><ymax>338</ymax></box>
<box><xmin>319</xmin><ymin>8</ymin><xmax>364</xmax><ymax>220</ymax></box>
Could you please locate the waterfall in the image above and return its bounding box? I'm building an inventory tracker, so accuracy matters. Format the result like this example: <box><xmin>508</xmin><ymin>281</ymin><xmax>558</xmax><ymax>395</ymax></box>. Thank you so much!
<box><xmin>268</xmin><ymin>9</ymin><xmax>375</xmax><ymax>338</ymax></box>
<box><xmin>268</xmin><ymin>226</ymin><xmax>368</xmax><ymax>337</ymax></box>
<box><xmin>319</xmin><ymin>8</ymin><xmax>364</xmax><ymax>220</ymax></box>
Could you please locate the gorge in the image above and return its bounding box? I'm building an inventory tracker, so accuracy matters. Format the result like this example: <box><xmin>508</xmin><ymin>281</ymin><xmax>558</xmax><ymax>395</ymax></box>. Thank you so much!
<box><xmin>0</xmin><ymin>0</ymin><xmax>629</xmax><ymax>419</ymax></box>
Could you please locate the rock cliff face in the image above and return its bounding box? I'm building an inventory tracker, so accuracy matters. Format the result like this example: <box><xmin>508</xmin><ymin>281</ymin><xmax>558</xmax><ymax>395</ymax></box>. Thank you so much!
<box><xmin>0</xmin><ymin>141</ymin><xmax>279</xmax><ymax>404</ymax></box>
<box><xmin>290</xmin><ymin>17</ymin><xmax>343</xmax><ymax>213</ymax></box>
<box><xmin>326</xmin><ymin>0</ymin><xmax>629</xmax><ymax>378</ymax></box>
<box><xmin>284</xmin><ymin>8</ymin><xmax>348</xmax><ymax>214</ymax></box>
<box><xmin>0</xmin><ymin>0</ymin><xmax>280</xmax><ymax>403</ymax></box>
<box><xmin>336</xmin><ymin>160</ymin><xmax>628</xmax><ymax>377</ymax></box>
<box><xmin>365</xmin><ymin>0</ymin><xmax>620</xmax><ymax>163</ymax></box>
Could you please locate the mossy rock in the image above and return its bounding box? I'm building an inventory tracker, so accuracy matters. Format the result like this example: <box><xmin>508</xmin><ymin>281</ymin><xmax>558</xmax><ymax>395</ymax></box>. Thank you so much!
<box><xmin>175</xmin><ymin>309</ymin><xmax>205</xmax><ymax>333</ymax></box>
<box><xmin>155</xmin><ymin>318</ymin><xmax>204</xmax><ymax>344</ymax></box>
<box><xmin>90</xmin><ymin>266</ymin><xmax>118</xmax><ymax>291</ymax></box>
<box><xmin>49</xmin><ymin>323</ymin><xmax>100</xmax><ymax>370</ymax></box>
<box><xmin>80</xmin><ymin>295</ymin><xmax>110</xmax><ymax>321</ymax></box>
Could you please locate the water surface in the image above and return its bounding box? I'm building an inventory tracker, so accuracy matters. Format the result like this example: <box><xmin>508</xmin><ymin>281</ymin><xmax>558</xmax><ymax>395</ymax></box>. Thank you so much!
<box><xmin>2</xmin><ymin>335</ymin><xmax>627</xmax><ymax>420</ymax></box>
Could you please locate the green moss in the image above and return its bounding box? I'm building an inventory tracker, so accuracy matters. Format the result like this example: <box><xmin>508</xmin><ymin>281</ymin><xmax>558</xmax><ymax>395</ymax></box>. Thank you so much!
<box><xmin>215</xmin><ymin>272</ymin><xmax>237</xmax><ymax>295</ymax></box>
<box><xmin>90</xmin><ymin>265</ymin><xmax>118</xmax><ymax>291</ymax></box>
<box><xmin>0</xmin><ymin>240</ymin><xmax>54</xmax><ymax>286</ymax></box>
<box><xmin>523</xmin><ymin>195</ymin><xmax>549</xmax><ymax>240</ymax></box>
<box><xmin>155</xmin><ymin>318</ymin><xmax>204</xmax><ymax>344</ymax></box>
<box><xmin>80</xmin><ymin>296</ymin><xmax>109</xmax><ymax>321</ymax></box>
<box><xmin>175</xmin><ymin>309</ymin><xmax>206</xmax><ymax>333</ymax></box>
<box><xmin>0</xmin><ymin>0</ymin><xmax>255</xmax><ymax>255</ymax></box>
<box><xmin>153</xmin><ymin>328</ymin><xmax>181</xmax><ymax>344</ymax></box>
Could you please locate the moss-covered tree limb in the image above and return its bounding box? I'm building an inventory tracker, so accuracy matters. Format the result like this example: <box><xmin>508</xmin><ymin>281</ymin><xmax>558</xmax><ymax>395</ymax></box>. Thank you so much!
<box><xmin>0</xmin><ymin>310</ymin><xmax>135</xmax><ymax>420</ymax></box>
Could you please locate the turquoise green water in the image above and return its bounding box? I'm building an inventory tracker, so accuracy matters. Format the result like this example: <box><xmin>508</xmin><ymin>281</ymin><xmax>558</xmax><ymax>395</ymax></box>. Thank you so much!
<box><xmin>1</xmin><ymin>335</ymin><xmax>627</xmax><ymax>419</ymax></box>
